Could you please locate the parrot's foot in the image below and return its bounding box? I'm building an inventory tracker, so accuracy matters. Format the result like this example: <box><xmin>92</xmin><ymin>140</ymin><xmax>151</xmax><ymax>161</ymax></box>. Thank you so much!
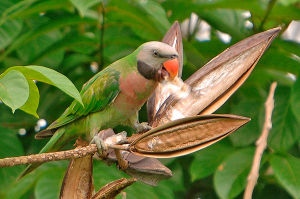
<box><xmin>134</xmin><ymin>122</ymin><xmax>152</xmax><ymax>133</ymax></box>
<box><xmin>91</xmin><ymin>130</ymin><xmax>128</xmax><ymax>157</ymax></box>
<box><xmin>91</xmin><ymin>135</ymin><xmax>107</xmax><ymax>157</ymax></box>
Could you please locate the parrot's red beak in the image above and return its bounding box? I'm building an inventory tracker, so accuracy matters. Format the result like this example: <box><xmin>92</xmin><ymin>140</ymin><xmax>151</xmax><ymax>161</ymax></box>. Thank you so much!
<box><xmin>162</xmin><ymin>58</ymin><xmax>179</xmax><ymax>80</ymax></box>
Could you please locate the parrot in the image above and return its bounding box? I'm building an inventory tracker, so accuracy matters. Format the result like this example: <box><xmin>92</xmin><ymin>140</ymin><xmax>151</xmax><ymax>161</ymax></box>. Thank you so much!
<box><xmin>20</xmin><ymin>41</ymin><xmax>179</xmax><ymax>177</ymax></box>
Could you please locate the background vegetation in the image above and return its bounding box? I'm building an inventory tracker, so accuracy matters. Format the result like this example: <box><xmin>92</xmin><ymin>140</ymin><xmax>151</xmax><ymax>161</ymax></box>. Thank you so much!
<box><xmin>0</xmin><ymin>0</ymin><xmax>300</xmax><ymax>198</ymax></box>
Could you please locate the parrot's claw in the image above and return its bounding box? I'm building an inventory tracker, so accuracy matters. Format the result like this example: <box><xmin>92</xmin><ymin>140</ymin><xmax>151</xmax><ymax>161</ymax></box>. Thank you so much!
<box><xmin>91</xmin><ymin>135</ymin><xmax>107</xmax><ymax>156</ymax></box>
<box><xmin>91</xmin><ymin>130</ymin><xmax>128</xmax><ymax>157</ymax></box>
<box><xmin>134</xmin><ymin>122</ymin><xmax>152</xmax><ymax>133</ymax></box>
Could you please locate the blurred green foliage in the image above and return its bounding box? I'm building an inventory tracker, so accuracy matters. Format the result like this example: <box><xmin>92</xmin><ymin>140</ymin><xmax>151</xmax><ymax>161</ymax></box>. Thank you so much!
<box><xmin>0</xmin><ymin>0</ymin><xmax>300</xmax><ymax>198</ymax></box>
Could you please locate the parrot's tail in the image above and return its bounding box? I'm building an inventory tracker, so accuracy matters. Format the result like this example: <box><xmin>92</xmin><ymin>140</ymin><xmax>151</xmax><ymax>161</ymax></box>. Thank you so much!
<box><xmin>18</xmin><ymin>128</ymin><xmax>69</xmax><ymax>179</ymax></box>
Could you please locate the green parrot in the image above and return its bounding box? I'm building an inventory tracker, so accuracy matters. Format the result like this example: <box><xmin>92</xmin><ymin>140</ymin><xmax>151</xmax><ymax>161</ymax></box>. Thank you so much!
<box><xmin>21</xmin><ymin>41</ymin><xmax>179</xmax><ymax>177</ymax></box>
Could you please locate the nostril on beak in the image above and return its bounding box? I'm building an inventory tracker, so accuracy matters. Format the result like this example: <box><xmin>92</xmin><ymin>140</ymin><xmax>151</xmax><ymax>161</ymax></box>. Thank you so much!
<box><xmin>171</xmin><ymin>54</ymin><xmax>178</xmax><ymax>59</ymax></box>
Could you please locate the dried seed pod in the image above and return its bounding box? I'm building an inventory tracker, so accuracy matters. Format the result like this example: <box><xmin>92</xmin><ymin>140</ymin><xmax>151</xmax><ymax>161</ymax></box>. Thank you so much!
<box><xmin>99</xmin><ymin>129</ymin><xmax>173</xmax><ymax>186</ymax></box>
<box><xmin>147</xmin><ymin>21</ymin><xmax>184</xmax><ymax>123</ymax></box>
<box><xmin>130</xmin><ymin>114</ymin><xmax>250</xmax><ymax>158</ymax></box>
<box><xmin>122</xmin><ymin>151</ymin><xmax>173</xmax><ymax>186</ymax></box>
<box><xmin>92</xmin><ymin>178</ymin><xmax>136</xmax><ymax>199</ymax></box>
<box><xmin>151</xmin><ymin>27</ymin><xmax>281</xmax><ymax>127</ymax></box>
<box><xmin>60</xmin><ymin>140</ymin><xmax>93</xmax><ymax>199</ymax></box>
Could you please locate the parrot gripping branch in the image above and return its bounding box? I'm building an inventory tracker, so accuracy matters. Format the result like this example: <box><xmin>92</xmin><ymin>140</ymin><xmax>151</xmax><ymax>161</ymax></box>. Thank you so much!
<box><xmin>0</xmin><ymin>113</ymin><xmax>249</xmax><ymax>168</ymax></box>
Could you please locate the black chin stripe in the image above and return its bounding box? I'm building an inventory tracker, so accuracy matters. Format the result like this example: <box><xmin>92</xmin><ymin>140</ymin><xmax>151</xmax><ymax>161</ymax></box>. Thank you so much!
<box><xmin>137</xmin><ymin>60</ymin><xmax>156</xmax><ymax>80</ymax></box>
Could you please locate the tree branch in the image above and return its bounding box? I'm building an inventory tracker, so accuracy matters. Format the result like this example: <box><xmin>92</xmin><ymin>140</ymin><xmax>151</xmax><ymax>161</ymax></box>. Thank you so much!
<box><xmin>0</xmin><ymin>144</ymin><xmax>98</xmax><ymax>167</ymax></box>
<box><xmin>243</xmin><ymin>82</ymin><xmax>277</xmax><ymax>199</ymax></box>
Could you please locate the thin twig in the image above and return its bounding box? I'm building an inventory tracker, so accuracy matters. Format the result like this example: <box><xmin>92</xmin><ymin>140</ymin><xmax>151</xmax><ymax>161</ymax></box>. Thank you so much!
<box><xmin>243</xmin><ymin>82</ymin><xmax>277</xmax><ymax>199</ymax></box>
<box><xmin>259</xmin><ymin>0</ymin><xmax>277</xmax><ymax>31</ymax></box>
<box><xmin>0</xmin><ymin>143</ymin><xmax>130</xmax><ymax>168</ymax></box>
<box><xmin>0</xmin><ymin>144</ymin><xmax>98</xmax><ymax>167</ymax></box>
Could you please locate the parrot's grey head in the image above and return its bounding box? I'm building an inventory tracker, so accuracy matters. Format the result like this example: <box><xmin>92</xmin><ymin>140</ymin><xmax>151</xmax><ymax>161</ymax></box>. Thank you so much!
<box><xmin>137</xmin><ymin>41</ymin><xmax>179</xmax><ymax>82</ymax></box>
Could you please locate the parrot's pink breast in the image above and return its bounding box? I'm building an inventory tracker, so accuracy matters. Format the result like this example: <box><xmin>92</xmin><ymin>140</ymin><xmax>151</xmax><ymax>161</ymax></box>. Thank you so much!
<box><xmin>115</xmin><ymin>71</ymin><xmax>157</xmax><ymax>111</ymax></box>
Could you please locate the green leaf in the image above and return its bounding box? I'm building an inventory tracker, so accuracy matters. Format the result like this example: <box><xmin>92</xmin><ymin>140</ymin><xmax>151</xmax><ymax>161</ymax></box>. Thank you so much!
<box><xmin>93</xmin><ymin>161</ymin><xmax>172</xmax><ymax>199</ymax></box>
<box><xmin>276</xmin><ymin>40</ymin><xmax>300</xmax><ymax>59</ymax></box>
<box><xmin>103</xmin><ymin>25</ymin><xmax>141</xmax><ymax>61</ymax></box>
<box><xmin>125</xmin><ymin>180</ymin><xmax>175</xmax><ymax>199</ymax></box>
<box><xmin>7</xmin><ymin>161</ymin><xmax>68</xmax><ymax>199</ymax></box>
<box><xmin>29</xmin><ymin>33</ymin><xmax>97</xmax><ymax>65</ymax></box>
<box><xmin>70</xmin><ymin>0</ymin><xmax>101</xmax><ymax>17</ymax></box>
<box><xmin>20</xmin><ymin>79</ymin><xmax>39</xmax><ymax>118</ymax></box>
<box><xmin>0</xmin><ymin>15</ymin><xmax>97</xmax><ymax>62</ymax></box>
<box><xmin>34</xmin><ymin>168</ymin><xmax>65</xmax><ymax>199</ymax></box>
<box><xmin>162</xmin><ymin>0</ymin><xmax>263</xmax><ymax>28</ymax></box>
<box><xmin>16</xmin><ymin>30</ymin><xmax>64</xmax><ymax>67</ymax></box>
<box><xmin>268</xmin><ymin>86</ymin><xmax>300</xmax><ymax>152</ymax></box>
<box><xmin>137</xmin><ymin>0</ymin><xmax>170</xmax><ymax>34</ymax></box>
<box><xmin>4</xmin><ymin>170</ymin><xmax>38</xmax><ymax>199</ymax></box>
<box><xmin>190</xmin><ymin>141</ymin><xmax>234</xmax><ymax>181</ymax></box>
<box><xmin>0</xmin><ymin>19</ymin><xmax>23</xmax><ymax>50</ymax></box>
<box><xmin>0</xmin><ymin>126</ymin><xmax>25</xmax><ymax>198</ymax></box>
<box><xmin>93</xmin><ymin>161</ymin><xmax>179</xmax><ymax>199</ymax></box>
<box><xmin>214</xmin><ymin>147</ymin><xmax>255</xmax><ymax>199</ymax></box>
<box><xmin>229</xmin><ymin>99</ymin><xmax>264</xmax><ymax>146</ymax></box>
<box><xmin>260</xmin><ymin>50</ymin><xmax>300</xmax><ymax>75</ymax></box>
<box><xmin>250</xmin><ymin>68</ymin><xmax>295</xmax><ymax>87</ymax></box>
<box><xmin>270</xmin><ymin>4</ymin><xmax>300</xmax><ymax>21</ymax></box>
<box><xmin>198</xmin><ymin>9</ymin><xmax>250</xmax><ymax>40</ymax></box>
<box><xmin>226</xmin><ymin>85</ymin><xmax>266</xmax><ymax>145</ymax></box>
<box><xmin>3</xmin><ymin>66</ymin><xmax>83</xmax><ymax>106</ymax></box>
<box><xmin>277</xmin><ymin>0</ymin><xmax>300</xmax><ymax>6</ymax></box>
<box><xmin>291</xmin><ymin>75</ymin><xmax>300</xmax><ymax>122</ymax></box>
<box><xmin>254</xmin><ymin>183</ymin><xmax>295</xmax><ymax>199</ymax></box>
<box><xmin>1</xmin><ymin>0</ymin><xmax>71</xmax><ymax>20</ymax></box>
<box><xmin>271</xmin><ymin>154</ymin><xmax>300</xmax><ymax>199</ymax></box>
<box><xmin>0</xmin><ymin>0</ymin><xmax>35</xmax><ymax>25</ymax></box>
<box><xmin>93</xmin><ymin>161</ymin><xmax>125</xmax><ymax>190</ymax></box>
<box><xmin>106</xmin><ymin>0</ymin><xmax>162</xmax><ymax>40</ymax></box>
<box><xmin>0</xmin><ymin>0</ymin><xmax>24</xmax><ymax>50</ymax></box>
<box><xmin>62</xmin><ymin>53</ymin><xmax>93</xmax><ymax>71</ymax></box>
<box><xmin>0</xmin><ymin>70</ymin><xmax>29</xmax><ymax>112</ymax></box>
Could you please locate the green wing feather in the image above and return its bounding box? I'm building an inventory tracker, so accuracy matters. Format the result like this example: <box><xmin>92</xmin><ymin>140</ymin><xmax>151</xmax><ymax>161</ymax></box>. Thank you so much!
<box><xmin>36</xmin><ymin>68</ymin><xmax>120</xmax><ymax>138</ymax></box>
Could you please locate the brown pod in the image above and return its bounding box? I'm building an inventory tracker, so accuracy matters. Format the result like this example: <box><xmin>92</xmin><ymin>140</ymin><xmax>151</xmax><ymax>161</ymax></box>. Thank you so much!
<box><xmin>152</xmin><ymin>27</ymin><xmax>281</xmax><ymax>127</ymax></box>
<box><xmin>60</xmin><ymin>155</ymin><xmax>94</xmax><ymax>199</ymax></box>
<box><xmin>100</xmin><ymin>129</ymin><xmax>173</xmax><ymax>186</ymax></box>
<box><xmin>130</xmin><ymin>114</ymin><xmax>250</xmax><ymax>158</ymax></box>
<box><xmin>147</xmin><ymin>21</ymin><xmax>184</xmax><ymax>123</ymax></box>
<box><xmin>92</xmin><ymin>178</ymin><xmax>136</xmax><ymax>199</ymax></box>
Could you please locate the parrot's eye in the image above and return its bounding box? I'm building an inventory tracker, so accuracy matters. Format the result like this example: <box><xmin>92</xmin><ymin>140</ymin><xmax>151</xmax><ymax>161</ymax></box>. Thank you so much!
<box><xmin>153</xmin><ymin>50</ymin><xmax>159</xmax><ymax>57</ymax></box>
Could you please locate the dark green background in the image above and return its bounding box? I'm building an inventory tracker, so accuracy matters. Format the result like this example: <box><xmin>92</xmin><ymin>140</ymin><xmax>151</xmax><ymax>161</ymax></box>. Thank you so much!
<box><xmin>0</xmin><ymin>0</ymin><xmax>300</xmax><ymax>198</ymax></box>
